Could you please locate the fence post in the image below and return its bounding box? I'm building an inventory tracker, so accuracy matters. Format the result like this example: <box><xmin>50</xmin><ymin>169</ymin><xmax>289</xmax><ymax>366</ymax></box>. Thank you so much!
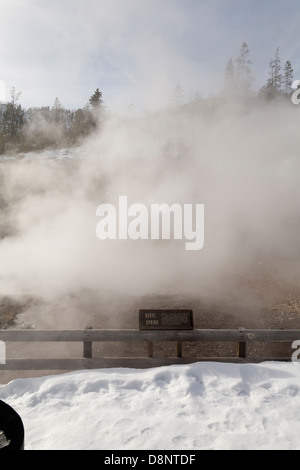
<box><xmin>0</xmin><ymin>341</ymin><xmax>6</xmax><ymax>365</ymax></box>
<box><xmin>84</xmin><ymin>327</ymin><xmax>93</xmax><ymax>359</ymax></box>
<box><xmin>237</xmin><ymin>327</ymin><xmax>246</xmax><ymax>358</ymax></box>
<box><xmin>148</xmin><ymin>341</ymin><xmax>154</xmax><ymax>358</ymax></box>
<box><xmin>176</xmin><ymin>341</ymin><xmax>182</xmax><ymax>358</ymax></box>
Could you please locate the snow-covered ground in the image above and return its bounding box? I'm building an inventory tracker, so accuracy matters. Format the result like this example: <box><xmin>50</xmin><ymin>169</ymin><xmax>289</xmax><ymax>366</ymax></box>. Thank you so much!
<box><xmin>0</xmin><ymin>147</ymin><xmax>86</xmax><ymax>162</ymax></box>
<box><xmin>1</xmin><ymin>361</ymin><xmax>300</xmax><ymax>450</ymax></box>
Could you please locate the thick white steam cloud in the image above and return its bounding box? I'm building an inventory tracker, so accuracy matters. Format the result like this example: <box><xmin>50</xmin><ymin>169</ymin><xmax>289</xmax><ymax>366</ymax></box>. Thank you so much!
<box><xmin>0</xmin><ymin>99</ymin><xmax>300</xmax><ymax>314</ymax></box>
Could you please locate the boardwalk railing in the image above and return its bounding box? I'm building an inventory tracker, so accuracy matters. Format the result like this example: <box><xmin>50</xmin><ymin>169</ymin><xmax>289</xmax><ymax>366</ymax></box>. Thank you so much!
<box><xmin>0</xmin><ymin>328</ymin><xmax>300</xmax><ymax>370</ymax></box>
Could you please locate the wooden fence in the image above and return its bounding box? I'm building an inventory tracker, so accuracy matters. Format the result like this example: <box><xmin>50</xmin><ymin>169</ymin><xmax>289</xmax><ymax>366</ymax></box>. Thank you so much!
<box><xmin>0</xmin><ymin>328</ymin><xmax>300</xmax><ymax>370</ymax></box>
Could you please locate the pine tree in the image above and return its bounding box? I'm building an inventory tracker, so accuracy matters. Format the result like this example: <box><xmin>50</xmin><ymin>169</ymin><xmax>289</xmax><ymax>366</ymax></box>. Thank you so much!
<box><xmin>2</xmin><ymin>87</ymin><xmax>24</xmax><ymax>141</ymax></box>
<box><xmin>224</xmin><ymin>58</ymin><xmax>235</xmax><ymax>94</ymax></box>
<box><xmin>235</xmin><ymin>42</ymin><xmax>253</xmax><ymax>95</ymax></box>
<box><xmin>190</xmin><ymin>90</ymin><xmax>201</xmax><ymax>103</ymax></box>
<box><xmin>89</xmin><ymin>88</ymin><xmax>103</xmax><ymax>108</ymax></box>
<box><xmin>283</xmin><ymin>60</ymin><xmax>294</xmax><ymax>95</ymax></box>
<box><xmin>171</xmin><ymin>84</ymin><xmax>184</xmax><ymax>107</ymax></box>
<box><xmin>259</xmin><ymin>47</ymin><xmax>284</xmax><ymax>100</ymax></box>
<box><xmin>51</xmin><ymin>97</ymin><xmax>64</xmax><ymax>124</ymax></box>
<box><xmin>69</xmin><ymin>106</ymin><xmax>96</xmax><ymax>143</ymax></box>
<box><xmin>267</xmin><ymin>47</ymin><xmax>283</xmax><ymax>91</ymax></box>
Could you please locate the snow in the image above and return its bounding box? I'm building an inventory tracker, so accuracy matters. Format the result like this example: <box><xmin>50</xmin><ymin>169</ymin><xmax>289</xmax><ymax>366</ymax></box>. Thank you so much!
<box><xmin>0</xmin><ymin>147</ymin><xmax>87</xmax><ymax>162</ymax></box>
<box><xmin>1</xmin><ymin>361</ymin><xmax>300</xmax><ymax>450</ymax></box>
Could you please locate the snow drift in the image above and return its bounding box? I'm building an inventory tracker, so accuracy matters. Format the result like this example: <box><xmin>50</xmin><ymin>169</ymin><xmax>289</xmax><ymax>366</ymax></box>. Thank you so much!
<box><xmin>1</xmin><ymin>361</ymin><xmax>300</xmax><ymax>450</ymax></box>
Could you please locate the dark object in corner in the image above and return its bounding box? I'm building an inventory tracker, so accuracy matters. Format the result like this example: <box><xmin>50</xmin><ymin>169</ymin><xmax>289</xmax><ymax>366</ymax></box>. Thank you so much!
<box><xmin>0</xmin><ymin>400</ymin><xmax>24</xmax><ymax>450</ymax></box>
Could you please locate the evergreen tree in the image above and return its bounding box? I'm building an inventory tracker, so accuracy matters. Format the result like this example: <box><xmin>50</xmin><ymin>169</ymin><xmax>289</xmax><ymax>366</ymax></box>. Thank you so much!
<box><xmin>224</xmin><ymin>58</ymin><xmax>235</xmax><ymax>94</ymax></box>
<box><xmin>2</xmin><ymin>87</ymin><xmax>24</xmax><ymax>142</ymax></box>
<box><xmin>259</xmin><ymin>47</ymin><xmax>284</xmax><ymax>100</ymax></box>
<box><xmin>223</xmin><ymin>43</ymin><xmax>253</xmax><ymax>98</ymax></box>
<box><xmin>283</xmin><ymin>60</ymin><xmax>294</xmax><ymax>95</ymax></box>
<box><xmin>69</xmin><ymin>107</ymin><xmax>96</xmax><ymax>143</ymax></box>
<box><xmin>171</xmin><ymin>84</ymin><xmax>184</xmax><ymax>107</ymax></box>
<box><xmin>235</xmin><ymin>42</ymin><xmax>253</xmax><ymax>95</ymax></box>
<box><xmin>267</xmin><ymin>47</ymin><xmax>283</xmax><ymax>91</ymax></box>
<box><xmin>190</xmin><ymin>90</ymin><xmax>201</xmax><ymax>103</ymax></box>
<box><xmin>51</xmin><ymin>97</ymin><xmax>65</xmax><ymax>124</ymax></box>
<box><xmin>89</xmin><ymin>88</ymin><xmax>103</xmax><ymax>108</ymax></box>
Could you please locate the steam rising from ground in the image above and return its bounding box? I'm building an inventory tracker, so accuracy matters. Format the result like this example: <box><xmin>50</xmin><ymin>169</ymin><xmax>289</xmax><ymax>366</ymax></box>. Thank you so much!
<box><xmin>1</xmin><ymin>99</ymin><xmax>300</xmax><ymax>315</ymax></box>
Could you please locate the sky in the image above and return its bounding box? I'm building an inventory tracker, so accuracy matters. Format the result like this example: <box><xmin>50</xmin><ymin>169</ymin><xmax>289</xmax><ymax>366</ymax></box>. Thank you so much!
<box><xmin>0</xmin><ymin>0</ymin><xmax>299</xmax><ymax>112</ymax></box>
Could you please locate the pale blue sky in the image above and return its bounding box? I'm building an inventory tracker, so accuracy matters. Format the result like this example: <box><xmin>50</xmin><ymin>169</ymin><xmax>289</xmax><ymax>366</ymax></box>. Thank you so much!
<box><xmin>0</xmin><ymin>0</ymin><xmax>299</xmax><ymax>112</ymax></box>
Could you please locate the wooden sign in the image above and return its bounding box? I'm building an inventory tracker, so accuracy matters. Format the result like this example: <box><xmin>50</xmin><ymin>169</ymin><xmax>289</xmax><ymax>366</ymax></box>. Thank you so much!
<box><xmin>139</xmin><ymin>309</ymin><xmax>193</xmax><ymax>330</ymax></box>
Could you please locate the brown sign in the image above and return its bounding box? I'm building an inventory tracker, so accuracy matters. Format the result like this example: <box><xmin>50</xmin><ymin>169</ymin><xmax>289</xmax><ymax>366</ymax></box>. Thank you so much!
<box><xmin>139</xmin><ymin>309</ymin><xmax>193</xmax><ymax>330</ymax></box>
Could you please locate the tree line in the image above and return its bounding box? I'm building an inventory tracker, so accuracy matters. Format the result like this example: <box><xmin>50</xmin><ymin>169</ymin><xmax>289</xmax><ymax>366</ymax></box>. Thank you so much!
<box><xmin>0</xmin><ymin>88</ymin><xmax>104</xmax><ymax>154</ymax></box>
<box><xmin>223</xmin><ymin>42</ymin><xmax>295</xmax><ymax>100</ymax></box>
<box><xmin>173</xmin><ymin>42</ymin><xmax>297</xmax><ymax>107</ymax></box>
<box><xmin>0</xmin><ymin>43</ymin><xmax>297</xmax><ymax>155</ymax></box>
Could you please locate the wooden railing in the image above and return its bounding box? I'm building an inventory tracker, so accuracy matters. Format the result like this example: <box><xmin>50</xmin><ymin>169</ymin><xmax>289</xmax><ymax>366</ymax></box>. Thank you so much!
<box><xmin>0</xmin><ymin>328</ymin><xmax>300</xmax><ymax>370</ymax></box>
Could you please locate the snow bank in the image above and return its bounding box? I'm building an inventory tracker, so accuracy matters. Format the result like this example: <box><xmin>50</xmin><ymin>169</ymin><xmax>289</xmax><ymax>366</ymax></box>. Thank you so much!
<box><xmin>1</xmin><ymin>361</ymin><xmax>300</xmax><ymax>450</ymax></box>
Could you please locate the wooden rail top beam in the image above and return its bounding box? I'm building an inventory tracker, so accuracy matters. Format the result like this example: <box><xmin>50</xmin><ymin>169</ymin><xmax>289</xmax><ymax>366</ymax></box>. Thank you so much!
<box><xmin>0</xmin><ymin>329</ymin><xmax>300</xmax><ymax>343</ymax></box>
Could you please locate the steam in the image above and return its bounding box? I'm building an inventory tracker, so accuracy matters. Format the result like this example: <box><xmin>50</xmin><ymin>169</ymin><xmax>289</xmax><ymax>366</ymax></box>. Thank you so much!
<box><xmin>0</xmin><ymin>98</ymin><xmax>300</xmax><ymax>314</ymax></box>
